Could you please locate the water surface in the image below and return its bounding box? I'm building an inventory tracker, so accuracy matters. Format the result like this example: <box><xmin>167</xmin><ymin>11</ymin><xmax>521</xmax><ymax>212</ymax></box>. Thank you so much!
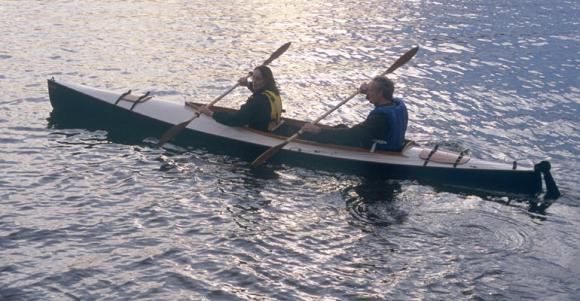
<box><xmin>1</xmin><ymin>1</ymin><xmax>579</xmax><ymax>300</ymax></box>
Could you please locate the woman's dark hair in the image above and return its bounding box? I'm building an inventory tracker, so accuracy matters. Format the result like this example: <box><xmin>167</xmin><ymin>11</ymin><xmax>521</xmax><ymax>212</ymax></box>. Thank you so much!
<box><xmin>373</xmin><ymin>76</ymin><xmax>395</xmax><ymax>100</ymax></box>
<box><xmin>254</xmin><ymin>65</ymin><xmax>280</xmax><ymax>95</ymax></box>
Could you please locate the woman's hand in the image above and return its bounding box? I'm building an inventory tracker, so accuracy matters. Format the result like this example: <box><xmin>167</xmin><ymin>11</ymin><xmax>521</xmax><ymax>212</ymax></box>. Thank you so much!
<box><xmin>198</xmin><ymin>105</ymin><xmax>214</xmax><ymax>117</ymax></box>
<box><xmin>238</xmin><ymin>76</ymin><xmax>249</xmax><ymax>87</ymax></box>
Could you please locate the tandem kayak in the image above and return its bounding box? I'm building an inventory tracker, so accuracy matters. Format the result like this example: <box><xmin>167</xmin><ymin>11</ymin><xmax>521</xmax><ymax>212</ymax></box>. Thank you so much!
<box><xmin>47</xmin><ymin>78</ymin><xmax>560</xmax><ymax>198</ymax></box>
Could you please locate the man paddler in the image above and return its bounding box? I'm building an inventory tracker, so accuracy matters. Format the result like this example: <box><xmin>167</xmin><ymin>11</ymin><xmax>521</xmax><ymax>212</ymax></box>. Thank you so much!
<box><xmin>301</xmin><ymin>76</ymin><xmax>408</xmax><ymax>151</ymax></box>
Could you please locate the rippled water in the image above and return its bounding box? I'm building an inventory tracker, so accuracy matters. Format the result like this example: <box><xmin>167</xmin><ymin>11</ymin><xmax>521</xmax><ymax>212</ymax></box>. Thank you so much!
<box><xmin>1</xmin><ymin>0</ymin><xmax>579</xmax><ymax>300</ymax></box>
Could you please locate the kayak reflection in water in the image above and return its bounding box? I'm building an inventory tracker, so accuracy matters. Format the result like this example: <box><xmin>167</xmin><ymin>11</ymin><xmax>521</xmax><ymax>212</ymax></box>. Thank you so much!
<box><xmin>344</xmin><ymin>179</ymin><xmax>408</xmax><ymax>227</ymax></box>
<box><xmin>301</xmin><ymin>76</ymin><xmax>408</xmax><ymax>151</ymax></box>
<box><xmin>198</xmin><ymin>65</ymin><xmax>283</xmax><ymax>132</ymax></box>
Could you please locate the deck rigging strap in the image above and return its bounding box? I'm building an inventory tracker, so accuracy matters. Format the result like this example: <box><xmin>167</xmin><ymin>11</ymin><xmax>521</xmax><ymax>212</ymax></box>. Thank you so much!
<box><xmin>113</xmin><ymin>90</ymin><xmax>152</xmax><ymax>110</ymax></box>
<box><xmin>114</xmin><ymin>90</ymin><xmax>132</xmax><ymax>105</ymax></box>
<box><xmin>129</xmin><ymin>92</ymin><xmax>152</xmax><ymax>111</ymax></box>
<box><xmin>423</xmin><ymin>144</ymin><xmax>439</xmax><ymax>166</ymax></box>
<box><xmin>453</xmin><ymin>149</ymin><xmax>470</xmax><ymax>168</ymax></box>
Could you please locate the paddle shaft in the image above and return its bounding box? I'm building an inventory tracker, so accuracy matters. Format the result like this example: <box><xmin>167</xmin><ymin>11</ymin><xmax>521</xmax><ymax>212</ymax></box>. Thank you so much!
<box><xmin>250</xmin><ymin>46</ymin><xmax>419</xmax><ymax>168</ymax></box>
<box><xmin>209</xmin><ymin>84</ymin><xmax>240</xmax><ymax>107</ymax></box>
<box><xmin>288</xmin><ymin>90</ymin><xmax>359</xmax><ymax>139</ymax></box>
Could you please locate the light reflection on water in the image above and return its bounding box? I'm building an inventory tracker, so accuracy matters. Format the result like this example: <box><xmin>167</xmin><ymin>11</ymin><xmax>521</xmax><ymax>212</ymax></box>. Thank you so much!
<box><xmin>1</xmin><ymin>0</ymin><xmax>579</xmax><ymax>300</ymax></box>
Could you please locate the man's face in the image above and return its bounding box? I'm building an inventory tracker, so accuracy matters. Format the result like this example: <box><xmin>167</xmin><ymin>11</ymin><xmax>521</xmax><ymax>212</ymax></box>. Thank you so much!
<box><xmin>366</xmin><ymin>81</ymin><xmax>382</xmax><ymax>104</ymax></box>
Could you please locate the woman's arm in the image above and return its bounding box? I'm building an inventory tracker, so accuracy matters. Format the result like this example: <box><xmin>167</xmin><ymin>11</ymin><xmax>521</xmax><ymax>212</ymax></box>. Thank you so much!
<box><xmin>213</xmin><ymin>95</ymin><xmax>270</xmax><ymax>129</ymax></box>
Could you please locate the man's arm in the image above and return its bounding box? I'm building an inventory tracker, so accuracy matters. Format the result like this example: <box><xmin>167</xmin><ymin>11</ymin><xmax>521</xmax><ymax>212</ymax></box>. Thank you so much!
<box><xmin>311</xmin><ymin>113</ymin><xmax>388</xmax><ymax>148</ymax></box>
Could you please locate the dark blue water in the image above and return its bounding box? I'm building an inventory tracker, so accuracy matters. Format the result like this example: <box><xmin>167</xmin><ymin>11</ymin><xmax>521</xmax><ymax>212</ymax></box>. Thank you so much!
<box><xmin>1</xmin><ymin>1</ymin><xmax>579</xmax><ymax>300</ymax></box>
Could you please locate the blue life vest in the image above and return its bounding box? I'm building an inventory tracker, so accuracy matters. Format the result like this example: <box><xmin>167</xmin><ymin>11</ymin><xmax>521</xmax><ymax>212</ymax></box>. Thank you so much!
<box><xmin>371</xmin><ymin>99</ymin><xmax>408</xmax><ymax>151</ymax></box>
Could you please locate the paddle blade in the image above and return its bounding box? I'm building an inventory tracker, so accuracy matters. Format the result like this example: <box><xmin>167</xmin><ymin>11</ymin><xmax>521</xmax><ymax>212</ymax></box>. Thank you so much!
<box><xmin>262</xmin><ymin>42</ymin><xmax>292</xmax><ymax>66</ymax></box>
<box><xmin>384</xmin><ymin>46</ymin><xmax>419</xmax><ymax>75</ymax></box>
<box><xmin>157</xmin><ymin>117</ymin><xmax>193</xmax><ymax>147</ymax></box>
<box><xmin>250</xmin><ymin>141</ymin><xmax>289</xmax><ymax>168</ymax></box>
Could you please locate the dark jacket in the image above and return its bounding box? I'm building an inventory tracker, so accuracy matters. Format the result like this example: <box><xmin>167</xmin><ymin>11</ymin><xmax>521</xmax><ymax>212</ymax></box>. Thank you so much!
<box><xmin>305</xmin><ymin>102</ymin><xmax>407</xmax><ymax>151</ymax></box>
<box><xmin>212</xmin><ymin>88</ymin><xmax>273</xmax><ymax>131</ymax></box>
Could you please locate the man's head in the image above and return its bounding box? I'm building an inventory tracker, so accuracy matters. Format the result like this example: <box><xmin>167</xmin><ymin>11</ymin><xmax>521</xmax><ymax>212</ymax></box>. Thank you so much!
<box><xmin>366</xmin><ymin>76</ymin><xmax>395</xmax><ymax>105</ymax></box>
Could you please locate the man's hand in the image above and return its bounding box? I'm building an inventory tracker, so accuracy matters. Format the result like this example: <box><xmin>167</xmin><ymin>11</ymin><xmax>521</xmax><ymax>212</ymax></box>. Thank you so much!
<box><xmin>359</xmin><ymin>82</ymin><xmax>369</xmax><ymax>95</ymax></box>
<box><xmin>301</xmin><ymin>123</ymin><xmax>321</xmax><ymax>134</ymax></box>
